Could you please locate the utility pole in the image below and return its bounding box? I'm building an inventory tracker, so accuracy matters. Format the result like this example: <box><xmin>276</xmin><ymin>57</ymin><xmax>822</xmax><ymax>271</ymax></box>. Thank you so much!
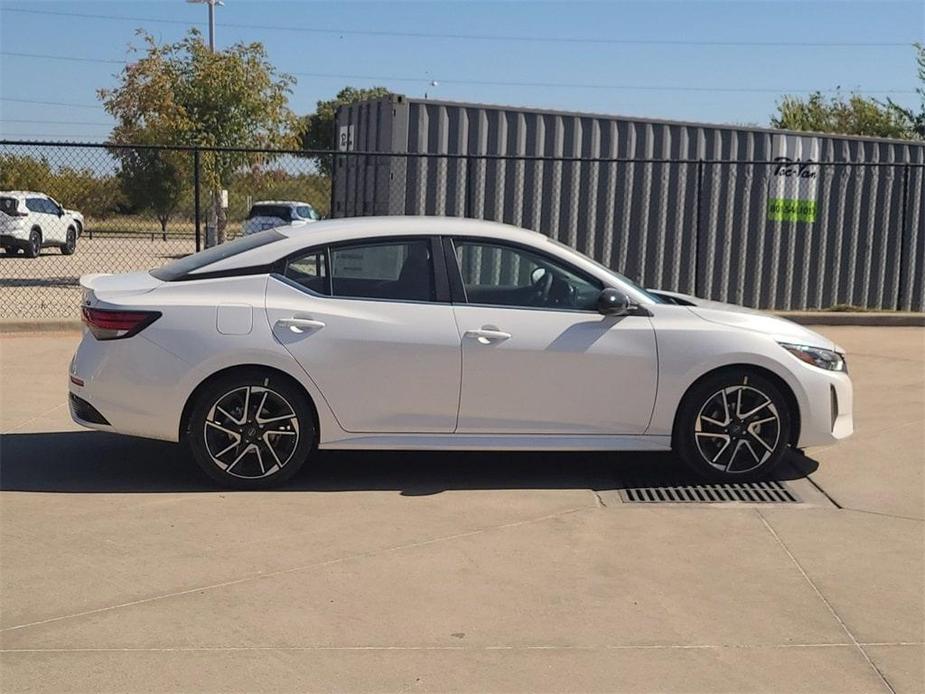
<box><xmin>187</xmin><ymin>0</ymin><xmax>225</xmax><ymax>246</ymax></box>
<box><xmin>187</xmin><ymin>0</ymin><xmax>223</xmax><ymax>51</ymax></box>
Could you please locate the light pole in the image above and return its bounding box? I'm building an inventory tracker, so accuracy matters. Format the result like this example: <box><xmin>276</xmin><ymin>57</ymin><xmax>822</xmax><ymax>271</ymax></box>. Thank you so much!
<box><xmin>187</xmin><ymin>0</ymin><xmax>225</xmax><ymax>246</ymax></box>
<box><xmin>186</xmin><ymin>0</ymin><xmax>223</xmax><ymax>51</ymax></box>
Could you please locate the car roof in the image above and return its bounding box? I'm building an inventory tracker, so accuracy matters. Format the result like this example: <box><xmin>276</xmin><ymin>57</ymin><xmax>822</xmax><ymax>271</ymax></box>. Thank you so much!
<box><xmin>251</xmin><ymin>200</ymin><xmax>314</xmax><ymax>207</ymax></box>
<box><xmin>0</xmin><ymin>191</ymin><xmax>49</xmax><ymax>199</ymax></box>
<box><xmin>195</xmin><ymin>216</ymin><xmax>550</xmax><ymax>275</ymax></box>
<box><xmin>276</xmin><ymin>215</ymin><xmax>546</xmax><ymax>245</ymax></box>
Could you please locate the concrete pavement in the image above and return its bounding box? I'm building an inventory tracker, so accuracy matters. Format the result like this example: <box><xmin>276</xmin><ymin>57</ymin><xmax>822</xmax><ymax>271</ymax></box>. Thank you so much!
<box><xmin>0</xmin><ymin>327</ymin><xmax>922</xmax><ymax>693</ymax></box>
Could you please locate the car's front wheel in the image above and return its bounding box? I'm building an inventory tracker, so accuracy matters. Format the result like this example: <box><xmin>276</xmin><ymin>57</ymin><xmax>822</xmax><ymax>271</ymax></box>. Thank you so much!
<box><xmin>674</xmin><ymin>369</ymin><xmax>793</xmax><ymax>480</ymax></box>
<box><xmin>186</xmin><ymin>370</ymin><xmax>316</xmax><ymax>489</ymax></box>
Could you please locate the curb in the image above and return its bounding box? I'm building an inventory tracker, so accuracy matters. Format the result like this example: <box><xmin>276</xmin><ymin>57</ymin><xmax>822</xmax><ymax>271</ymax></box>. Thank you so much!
<box><xmin>775</xmin><ymin>312</ymin><xmax>925</xmax><ymax>327</ymax></box>
<box><xmin>0</xmin><ymin>320</ymin><xmax>83</xmax><ymax>333</ymax></box>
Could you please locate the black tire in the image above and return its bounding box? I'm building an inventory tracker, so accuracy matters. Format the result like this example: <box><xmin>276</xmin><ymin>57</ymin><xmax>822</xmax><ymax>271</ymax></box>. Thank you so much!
<box><xmin>674</xmin><ymin>369</ymin><xmax>793</xmax><ymax>481</ymax></box>
<box><xmin>186</xmin><ymin>369</ymin><xmax>316</xmax><ymax>489</ymax></box>
<box><xmin>74</xmin><ymin>221</ymin><xmax>83</xmax><ymax>238</ymax></box>
<box><xmin>24</xmin><ymin>229</ymin><xmax>41</xmax><ymax>258</ymax></box>
<box><xmin>61</xmin><ymin>227</ymin><xmax>77</xmax><ymax>255</ymax></box>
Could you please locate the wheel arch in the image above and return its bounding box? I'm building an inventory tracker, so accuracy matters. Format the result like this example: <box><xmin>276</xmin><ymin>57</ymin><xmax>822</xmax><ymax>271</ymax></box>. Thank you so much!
<box><xmin>671</xmin><ymin>363</ymin><xmax>801</xmax><ymax>448</ymax></box>
<box><xmin>178</xmin><ymin>364</ymin><xmax>320</xmax><ymax>443</ymax></box>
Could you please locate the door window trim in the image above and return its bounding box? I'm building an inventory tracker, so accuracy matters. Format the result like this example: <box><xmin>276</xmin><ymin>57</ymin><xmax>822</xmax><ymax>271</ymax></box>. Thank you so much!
<box><xmin>445</xmin><ymin>235</ymin><xmax>605</xmax><ymax>314</ymax></box>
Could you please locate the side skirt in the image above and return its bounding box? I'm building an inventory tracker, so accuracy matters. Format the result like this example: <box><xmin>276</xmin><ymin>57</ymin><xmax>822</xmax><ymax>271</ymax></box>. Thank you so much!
<box><xmin>320</xmin><ymin>434</ymin><xmax>673</xmax><ymax>452</ymax></box>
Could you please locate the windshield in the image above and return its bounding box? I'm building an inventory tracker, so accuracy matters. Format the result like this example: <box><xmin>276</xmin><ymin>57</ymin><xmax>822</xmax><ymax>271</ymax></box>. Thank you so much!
<box><xmin>547</xmin><ymin>237</ymin><xmax>665</xmax><ymax>303</ymax></box>
<box><xmin>150</xmin><ymin>229</ymin><xmax>285</xmax><ymax>281</ymax></box>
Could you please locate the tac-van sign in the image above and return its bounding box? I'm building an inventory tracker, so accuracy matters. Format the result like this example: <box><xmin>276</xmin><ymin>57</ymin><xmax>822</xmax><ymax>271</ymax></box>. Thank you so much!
<box><xmin>338</xmin><ymin>124</ymin><xmax>355</xmax><ymax>152</ymax></box>
<box><xmin>767</xmin><ymin>134</ymin><xmax>820</xmax><ymax>223</ymax></box>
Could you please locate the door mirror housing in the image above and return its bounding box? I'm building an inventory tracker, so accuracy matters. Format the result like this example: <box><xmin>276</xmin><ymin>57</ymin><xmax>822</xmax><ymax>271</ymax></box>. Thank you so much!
<box><xmin>597</xmin><ymin>288</ymin><xmax>631</xmax><ymax>316</ymax></box>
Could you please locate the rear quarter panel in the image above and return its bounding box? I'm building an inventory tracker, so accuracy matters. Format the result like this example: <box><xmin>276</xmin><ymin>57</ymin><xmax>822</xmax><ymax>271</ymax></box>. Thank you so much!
<box><xmin>117</xmin><ymin>274</ymin><xmax>345</xmax><ymax>443</ymax></box>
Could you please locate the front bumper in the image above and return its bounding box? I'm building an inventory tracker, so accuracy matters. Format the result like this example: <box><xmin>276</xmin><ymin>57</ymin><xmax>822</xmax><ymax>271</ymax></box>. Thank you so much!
<box><xmin>792</xmin><ymin>364</ymin><xmax>853</xmax><ymax>448</ymax></box>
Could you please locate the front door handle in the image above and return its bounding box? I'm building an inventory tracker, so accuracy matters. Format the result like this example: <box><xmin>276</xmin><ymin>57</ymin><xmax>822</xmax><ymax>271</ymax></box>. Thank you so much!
<box><xmin>464</xmin><ymin>327</ymin><xmax>512</xmax><ymax>343</ymax></box>
<box><xmin>275</xmin><ymin>317</ymin><xmax>326</xmax><ymax>334</ymax></box>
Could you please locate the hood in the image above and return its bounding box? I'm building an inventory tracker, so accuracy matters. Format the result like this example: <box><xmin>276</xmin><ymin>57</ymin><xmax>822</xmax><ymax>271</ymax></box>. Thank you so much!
<box><xmin>650</xmin><ymin>289</ymin><xmax>838</xmax><ymax>351</ymax></box>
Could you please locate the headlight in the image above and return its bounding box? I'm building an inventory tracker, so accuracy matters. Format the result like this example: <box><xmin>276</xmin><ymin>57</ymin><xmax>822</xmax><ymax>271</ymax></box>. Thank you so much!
<box><xmin>779</xmin><ymin>343</ymin><xmax>847</xmax><ymax>372</ymax></box>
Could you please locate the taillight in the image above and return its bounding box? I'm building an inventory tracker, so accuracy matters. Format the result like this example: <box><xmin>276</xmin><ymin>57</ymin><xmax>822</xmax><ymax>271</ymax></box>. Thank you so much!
<box><xmin>81</xmin><ymin>307</ymin><xmax>161</xmax><ymax>340</ymax></box>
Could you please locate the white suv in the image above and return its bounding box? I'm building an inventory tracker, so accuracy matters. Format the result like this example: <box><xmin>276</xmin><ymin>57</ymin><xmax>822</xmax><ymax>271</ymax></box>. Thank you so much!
<box><xmin>0</xmin><ymin>191</ymin><xmax>81</xmax><ymax>257</ymax></box>
<box><xmin>242</xmin><ymin>201</ymin><xmax>320</xmax><ymax>236</ymax></box>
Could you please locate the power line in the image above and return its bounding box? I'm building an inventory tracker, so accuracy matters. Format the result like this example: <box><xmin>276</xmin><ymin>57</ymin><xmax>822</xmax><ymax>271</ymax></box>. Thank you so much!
<box><xmin>0</xmin><ymin>119</ymin><xmax>110</xmax><ymax>127</ymax></box>
<box><xmin>0</xmin><ymin>52</ymin><xmax>915</xmax><ymax>95</ymax></box>
<box><xmin>290</xmin><ymin>71</ymin><xmax>917</xmax><ymax>95</ymax></box>
<box><xmin>0</xmin><ymin>51</ymin><xmax>124</xmax><ymax>65</ymax></box>
<box><xmin>1</xmin><ymin>6</ymin><xmax>916</xmax><ymax>48</ymax></box>
<box><xmin>0</xmin><ymin>98</ymin><xmax>104</xmax><ymax>110</ymax></box>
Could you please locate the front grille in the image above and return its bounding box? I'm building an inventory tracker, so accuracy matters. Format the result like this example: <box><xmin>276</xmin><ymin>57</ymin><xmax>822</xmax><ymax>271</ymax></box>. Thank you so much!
<box><xmin>620</xmin><ymin>480</ymin><xmax>800</xmax><ymax>504</ymax></box>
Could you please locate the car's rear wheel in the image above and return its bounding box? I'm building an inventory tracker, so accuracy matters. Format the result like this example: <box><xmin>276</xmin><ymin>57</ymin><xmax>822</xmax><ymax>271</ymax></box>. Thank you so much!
<box><xmin>187</xmin><ymin>370</ymin><xmax>315</xmax><ymax>489</ymax></box>
<box><xmin>24</xmin><ymin>229</ymin><xmax>41</xmax><ymax>258</ymax></box>
<box><xmin>61</xmin><ymin>227</ymin><xmax>76</xmax><ymax>255</ymax></box>
<box><xmin>674</xmin><ymin>369</ymin><xmax>792</xmax><ymax>480</ymax></box>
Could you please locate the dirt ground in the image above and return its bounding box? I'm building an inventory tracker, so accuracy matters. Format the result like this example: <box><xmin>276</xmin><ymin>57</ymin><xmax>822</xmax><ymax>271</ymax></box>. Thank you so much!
<box><xmin>0</xmin><ymin>236</ymin><xmax>194</xmax><ymax>319</ymax></box>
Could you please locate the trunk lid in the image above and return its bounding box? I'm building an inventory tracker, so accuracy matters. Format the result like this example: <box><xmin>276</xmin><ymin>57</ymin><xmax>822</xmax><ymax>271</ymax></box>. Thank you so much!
<box><xmin>80</xmin><ymin>272</ymin><xmax>163</xmax><ymax>305</ymax></box>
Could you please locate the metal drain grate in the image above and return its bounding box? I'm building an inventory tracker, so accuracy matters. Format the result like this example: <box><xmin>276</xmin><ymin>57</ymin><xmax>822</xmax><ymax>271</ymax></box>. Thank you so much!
<box><xmin>619</xmin><ymin>480</ymin><xmax>801</xmax><ymax>504</ymax></box>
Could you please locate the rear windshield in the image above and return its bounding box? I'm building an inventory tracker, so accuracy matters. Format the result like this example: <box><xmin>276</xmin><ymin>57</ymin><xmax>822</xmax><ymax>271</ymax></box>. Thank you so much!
<box><xmin>248</xmin><ymin>205</ymin><xmax>292</xmax><ymax>221</ymax></box>
<box><xmin>150</xmin><ymin>229</ymin><xmax>285</xmax><ymax>281</ymax></box>
<box><xmin>0</xmin><ymin>198</ymin><xmax>20</xmax><ymax>216</ymax></box>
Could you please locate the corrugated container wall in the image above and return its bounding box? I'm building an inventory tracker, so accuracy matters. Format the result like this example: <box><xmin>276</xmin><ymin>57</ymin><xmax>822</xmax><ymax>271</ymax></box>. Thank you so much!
<box><xmin>334</xmin><ymin>95</ymin><xmax>925</xmax><ymax>311</ymax></box>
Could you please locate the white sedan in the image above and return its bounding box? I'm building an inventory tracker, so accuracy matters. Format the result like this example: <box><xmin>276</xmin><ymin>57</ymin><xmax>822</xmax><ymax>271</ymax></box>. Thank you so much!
<box><xmin>69</xmin><ymin>217</ymin><xmax>853</xmax><ymax>489</ymax></box>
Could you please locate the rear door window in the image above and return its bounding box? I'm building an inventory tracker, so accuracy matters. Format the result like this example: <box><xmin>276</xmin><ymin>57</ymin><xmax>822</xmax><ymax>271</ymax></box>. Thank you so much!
<box><xmin>25</xmin><ymin>198</ymin><xmax>44</xmax><ymax>213</ymax></box>
<box><xmin>329</xmin><ymin>239</ymin><xmax>435</xmax><ymax>302</ymax></box>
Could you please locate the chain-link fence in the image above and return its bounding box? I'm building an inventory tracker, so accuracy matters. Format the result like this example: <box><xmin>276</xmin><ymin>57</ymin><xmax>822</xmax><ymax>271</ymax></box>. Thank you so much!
<box><xmin>1</xmin><ymin>140</ymin><xmax>923</xmax><ymax>318</ymax></box>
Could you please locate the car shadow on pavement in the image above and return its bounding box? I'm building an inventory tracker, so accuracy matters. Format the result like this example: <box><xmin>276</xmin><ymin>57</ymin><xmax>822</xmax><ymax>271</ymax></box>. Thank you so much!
<box><xmin>0</xmin><ymin>430</ymin><xmax>818</xmax><ymax>495</ymax></box>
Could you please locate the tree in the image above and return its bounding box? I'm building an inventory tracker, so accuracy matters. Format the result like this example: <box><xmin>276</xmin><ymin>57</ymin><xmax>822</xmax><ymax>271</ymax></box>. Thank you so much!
<box><xmin>299</xmin><ymin>86</ymin><xmax>391</xmax><ymax>173</ymax></box>
<box><xmin>0</xmin><ymin>154</ymin><xmax>52</xmax><ymax>190</ymax></box>
<box><xmin>884</xmin><ymin>43</ymin><xmax>925</xmax><ymax>140</ymax></box>
<box><xmin>772</xmin><ymin>91</ymin><xmax>912</xmax><ymax>139</ymax></box>
<box><xmin>99</xmin><ymin>29</ymin><xmax>299</xmax><ymax>244</ymax></box>
<box><xmin>117</xmin><ymin>148</ymin><xmax>185</xmax><ymax>235</ymax></box>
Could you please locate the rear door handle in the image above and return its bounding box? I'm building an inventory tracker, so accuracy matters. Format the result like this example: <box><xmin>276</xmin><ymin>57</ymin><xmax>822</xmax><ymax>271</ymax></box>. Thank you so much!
<box><xmin>464</xmin><ymin>328</ymin><xmax>512</xmax><ymax>343</ymax></box>
<box><xmin>275</xmin><ymin>317</ymin><xmax>326</xmax><ymax>334</ymax></box>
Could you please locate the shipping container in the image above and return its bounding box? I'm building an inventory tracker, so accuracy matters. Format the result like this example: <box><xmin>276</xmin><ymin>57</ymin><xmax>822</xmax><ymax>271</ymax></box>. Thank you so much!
<box><xmin>333</xmin><ymin>95</ymin><xmax>925</xmax><ymax>311</ymax></box>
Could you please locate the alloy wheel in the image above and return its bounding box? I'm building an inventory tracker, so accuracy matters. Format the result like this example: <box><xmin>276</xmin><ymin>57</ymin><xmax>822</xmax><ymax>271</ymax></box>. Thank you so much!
<box><xmin>694</xmin><ymin>384</ymin><xmax>780</xmax><ymax>473</ymax></box>
<box><xmin>203</xmin><ymin>385</ymin><xmax>300</xmax><ymax>479</ymax></box>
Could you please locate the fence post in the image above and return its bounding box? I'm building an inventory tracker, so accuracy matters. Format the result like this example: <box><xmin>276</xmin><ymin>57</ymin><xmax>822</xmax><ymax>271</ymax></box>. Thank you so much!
<box><xmin>194</xmin><ymin>148</ymin><xmax>202</xmax><ymax>253</ymax></box>
<box><xmin>464</xmin><ymin>155</ymin><xmax>474</xmax><ymax>219</ymax></box>
<box><xmin>694</xmin><ymin>158</ymin><xmax>705</xmax><ymax>297</ymax></box>
<box><xmin>896</xmin><ymin>163</ymin><xmax>911</xmax><ymax>310</ymax></box>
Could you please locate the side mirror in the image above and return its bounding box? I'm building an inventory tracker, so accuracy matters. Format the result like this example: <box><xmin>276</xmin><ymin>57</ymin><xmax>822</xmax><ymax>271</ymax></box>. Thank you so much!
<box><xmin>596</xmin><ymin>288</ymin><xmax>630</xmax><ymax>316</ymax></box>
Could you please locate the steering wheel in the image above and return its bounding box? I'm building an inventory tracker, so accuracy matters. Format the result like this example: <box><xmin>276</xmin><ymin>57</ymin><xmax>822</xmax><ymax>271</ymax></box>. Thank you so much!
<box><xmin>531</xmin><ymin>268</ymin><xmax>554</xmax><ymax>306</ymax></box>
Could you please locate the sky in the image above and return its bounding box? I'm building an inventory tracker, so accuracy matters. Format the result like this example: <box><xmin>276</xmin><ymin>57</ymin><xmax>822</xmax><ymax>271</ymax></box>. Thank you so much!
<box><xmin>0</xmin><ymin>0</ymin><xmax>922</xmax><ymax>143</ymax></box>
